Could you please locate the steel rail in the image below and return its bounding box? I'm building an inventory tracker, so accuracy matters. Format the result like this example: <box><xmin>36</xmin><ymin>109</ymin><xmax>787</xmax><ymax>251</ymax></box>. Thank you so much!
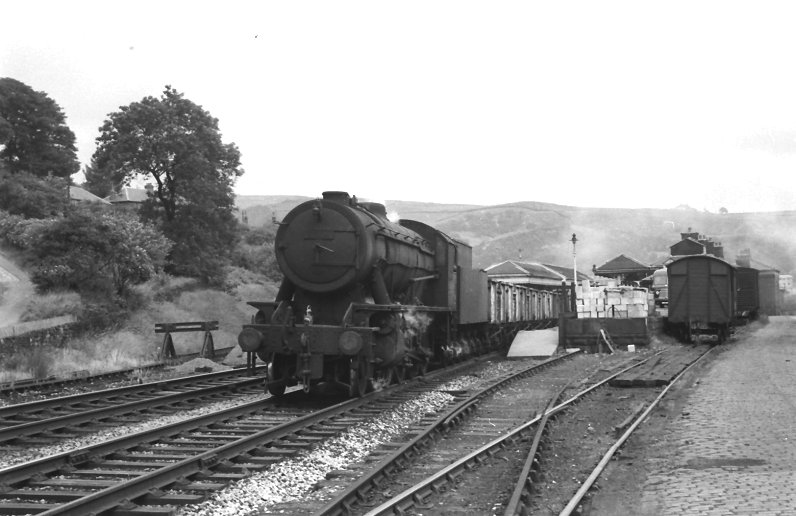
<box><xmin>0</xmin><ymin>347</ymin><xmax>236</xmax><ymax>396</ymax></box>
<box><xmin>558</xmin><ymin>345</ymin><xmax>716</xmax><ymax>516</ymax></box>
<box><xmin>359</xmin><ymin>352</ymin><xmax>659</xmax><ymax>516</ymax></box>
<box><xmin>503</xmin><ymin>382</ymin><xmax>571</xmax><ymax>516</ymax></box>
<box><xmin>0</xmin><ymin>364</ymin><xmax>167</xmax><ymax>396</ymax></box>
<box><xmin>0</xmin><ymin>365</ymin><xmax>262</xmax><ymax>419</ymax></box>
<box><xmin>313</xmin><ymin>350</ymin><xmax>586</xmax><ymax>516</ymax></box>
<box><xmin>0</xmin><ymin>351</ymin><xmax>481</xmax><ymax>513</ymax></box>
<box><xmin>0</xmin><ymin>391</ymin><xmax>284</xmax><ymax>487</ymax></box>
<box><xmin>0</xmin><ymin>372</ymin><xmax>265</xmax><ymax>444</ymax></box>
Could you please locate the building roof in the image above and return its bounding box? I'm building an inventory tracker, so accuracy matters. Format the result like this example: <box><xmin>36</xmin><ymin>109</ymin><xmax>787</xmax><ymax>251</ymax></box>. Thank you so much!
<box><xmin>594</xmin><ymin>254</ymin><xmax>652</xmax><ymax>274</ymax></box>
<box><xmin>485</xmin><ymin>260</ymin><xmax>562</xmax><ymax>281</ymax></box>
<box><xmin>670</xmin><ymin>237</ymin><xmax>706</xmax><ymax>255</ymax></box>
<box><xmin>542</xmin><ymin>263</ymin><xmax>591</xmax><ymax>282</ymax></box>
<box><xmin>69</xmin><ymin>186</ymin><xmax>111</xmax><ymax>204</ymax></box>
<box><xmin>748</xmin><ymin>258</ymin><xmax>779</xmax><ymax>272</ymax></box>
<box><xmin>106</xmin><ymin>187</ymin><xmax>150</xmax><ymax>203</ymax></box>
<box><xmin>485</xmin><ymin>260</ymin><xmax>589</xmax><ymax>284</ymax></box>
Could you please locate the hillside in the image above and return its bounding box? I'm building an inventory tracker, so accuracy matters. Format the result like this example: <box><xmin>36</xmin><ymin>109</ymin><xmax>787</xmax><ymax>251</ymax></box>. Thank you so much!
<box><xmin>236</xmin><ymin>195</ymin><xmax>796</xmax><ymax>276</ymax></box>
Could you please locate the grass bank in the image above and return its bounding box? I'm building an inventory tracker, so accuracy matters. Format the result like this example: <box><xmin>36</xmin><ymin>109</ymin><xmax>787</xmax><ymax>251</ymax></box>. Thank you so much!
<box><xmin>0</xmin><ymin>270</ymin><xmax>279</xmax><ymax>383</ymax></box>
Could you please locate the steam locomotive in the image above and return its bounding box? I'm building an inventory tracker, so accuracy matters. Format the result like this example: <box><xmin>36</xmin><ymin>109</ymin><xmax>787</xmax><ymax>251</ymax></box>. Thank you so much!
<box><xmin>237</xmin><ymin>191</ymin><xmax>561</xmax><ymax>397</ymax></box>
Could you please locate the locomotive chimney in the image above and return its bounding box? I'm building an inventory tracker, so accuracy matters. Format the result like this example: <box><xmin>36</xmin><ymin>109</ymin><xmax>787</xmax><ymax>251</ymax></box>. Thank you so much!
<box><xmin>736</xmin><ymin>248</ymin><xmax>752</xmax><ymax>268</ymax></box>
<box><xmin>322</xmin><ymin>191</ymin><xmax>351</xmax><ymax>204</ymax></box>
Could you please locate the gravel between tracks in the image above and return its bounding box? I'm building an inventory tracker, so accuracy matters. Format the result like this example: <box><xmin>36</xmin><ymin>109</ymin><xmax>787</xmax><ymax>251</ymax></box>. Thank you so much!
<box><xmin>176</xmin><ymin>391</ymin><xmax>457</xmax><ymax>516</ymax></box>
<box><xmin>176</xmin><ymin>361</ymin><xmax>524</xmax><ymax>516</ymax></box>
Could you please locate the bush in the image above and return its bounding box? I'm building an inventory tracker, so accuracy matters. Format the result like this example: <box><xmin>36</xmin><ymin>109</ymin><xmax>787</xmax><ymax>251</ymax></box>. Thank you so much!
<box><xmin>223</xmin><ymin>265</ymin><xmax>267</xmax><ymax>290</ymax></box>
<box><xmin>2</xmin><ymin>348</ymin><xmax>53</xmax><ymax>379</ymax></box>
<box><xmin>230</xmin><ymin>242</ymin><xmax>281</xmax><ymax>282</ymax></box>
<box><xmin>0</xmin><ymin>171</ymin><xmax>68</xmax><ymax>219</ymax></box>
<box><xmin>0</xmin><ymin>210</ymin><xmax>51</xmax><ymax>250</ymax></box>
<box><xmin>25</xmin><ymin>348</ymin><xmax>52</xmax><ymax>379</ymax></box>
<box><xmin>20</xmin><ymin>291</ymin><xmax>84</xmax><ymax>322</ymax></box>
<box><xmin>241</xmin><ymin>225</ymin><xmax>276</xmax><ymax>246</ymax></box>
<box><xmin>134</xmin><ymin>272</ymin><xmax>200</xmax><ymax>303</ymax></box>
<box><xmin>31</xmin><ymin>208</ymin><xmax>172</xmax><ymax>296</ymax></box>
<box><xmin>223</xmin><ymin>266</ymin><xmax>279</xmax><ymax>301</ymax></box>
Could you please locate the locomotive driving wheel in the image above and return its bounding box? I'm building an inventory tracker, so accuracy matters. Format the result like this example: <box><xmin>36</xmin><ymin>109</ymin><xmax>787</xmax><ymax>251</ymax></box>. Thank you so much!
<box><xmin>349</xmin><ymin>356</ymin><xmax>371</xmax><ymax>398</ymax></box>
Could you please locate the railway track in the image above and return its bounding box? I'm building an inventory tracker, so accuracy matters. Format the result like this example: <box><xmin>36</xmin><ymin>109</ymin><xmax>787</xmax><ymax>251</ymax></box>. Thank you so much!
<box><xmin>0</xmin><ymin>355</ymin><xmax>507</xmax><ymax>515</ymax></box>
<box><xmin>0</xmin><ymin>366</ymin><xmax>265</xmax><ymax>446</ymax></box>
<box><xmin>0</xmin><ymin>346</ymin><xmax>705</xmax><ymax>515</ymax></box>
<box><xmin>0</xmin><ymin>347</ymin><xmax>235</xmax><ymax>398</ymax></box>
<box><xmin>235</xmin><ymin>350</ymin><xmax>589</xmax><ymax>515</ymax></box>
<box><xmin>558</xmin><ymin>346</ymin><xmax>716</xmax><ymax>516</ymax></box>
<box><xmin>308</xmin><ymin>345</ymin><xmax>711</xmax><ymax>516</ymax></box>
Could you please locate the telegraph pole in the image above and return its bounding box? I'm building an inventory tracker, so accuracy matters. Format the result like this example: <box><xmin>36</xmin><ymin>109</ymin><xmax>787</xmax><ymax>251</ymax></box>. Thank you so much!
<box><xmin>571</xmin><ymin>233</ymin><xmax>578</xmax><ymax>288</ymax></box>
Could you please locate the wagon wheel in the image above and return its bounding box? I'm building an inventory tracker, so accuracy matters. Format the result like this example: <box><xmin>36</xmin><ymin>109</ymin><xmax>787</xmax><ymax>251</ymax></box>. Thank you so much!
<box><xmin>266</xmin><ymin>353</ymin><xmax>289</xmax><ymax>397</ymax></box>
<box><xmin>349</xmin><ymin>356</ymin><xmax>371</xmax><ymax>398</ymax></box>
<box><xmin>718</xmin><ymin>326</ymin><xmax>728</xmax><ymax>344</ymax></box>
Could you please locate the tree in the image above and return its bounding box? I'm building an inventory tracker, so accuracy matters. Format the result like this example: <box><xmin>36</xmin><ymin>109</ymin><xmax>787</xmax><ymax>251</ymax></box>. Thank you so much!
<box><xmin>81</xmin><ymin>159</ymin><xmax>117</xmax><ymax>199</ymax></box>
<box><xmin>0</xmin><ymin>78</ymin><xmax>80</xmax><ymax>178</ymax></box>
<box><xmin>91</xmin><ymin>86</ymin><xmax>244</xmax><ymax>283</ymax></box>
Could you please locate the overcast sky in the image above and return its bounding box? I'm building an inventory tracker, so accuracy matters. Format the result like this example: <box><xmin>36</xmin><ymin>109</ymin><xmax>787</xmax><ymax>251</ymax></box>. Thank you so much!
<box><xmin>2</xmin><ymin>1</ymin><xmax>796</xmax><ymax>212</ymax></box>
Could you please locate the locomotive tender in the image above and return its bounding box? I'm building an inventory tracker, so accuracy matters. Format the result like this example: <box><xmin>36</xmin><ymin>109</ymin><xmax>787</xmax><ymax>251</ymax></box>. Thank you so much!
<box><xmin>238</xmin><ymin>191</ymin><xmax>561</xmax><ymax>397</ymax></box>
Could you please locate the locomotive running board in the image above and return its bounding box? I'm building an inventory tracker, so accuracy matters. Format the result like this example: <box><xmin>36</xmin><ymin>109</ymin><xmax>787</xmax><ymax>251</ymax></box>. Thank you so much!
<box><xmin>342</xmin><ymin>303</ymin><xmax>451</xmax><ymax>325</ymax></box>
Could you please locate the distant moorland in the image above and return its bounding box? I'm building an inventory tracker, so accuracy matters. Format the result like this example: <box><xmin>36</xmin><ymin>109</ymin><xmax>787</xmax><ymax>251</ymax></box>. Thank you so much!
<box><xmin>236</xmin><ymin>195</ymin><xmax>796</xmax><ymax>277</ymax></box>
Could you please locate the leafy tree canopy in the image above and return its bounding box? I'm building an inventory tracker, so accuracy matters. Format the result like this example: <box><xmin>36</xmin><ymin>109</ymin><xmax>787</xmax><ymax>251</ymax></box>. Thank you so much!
<box><xmin>91</xmin><ymin>85</ymin><xmax>243</xmax><ymax>220</ymax></box>
<box><xmin>0</xmin><ymin>78</ymin><xmax>80</xmax><ymax>178</ymax></box>
<box><xmin>91</xmin><ymin>86</ymin><xmax>244</xmax><ymax>283</ymax></box>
